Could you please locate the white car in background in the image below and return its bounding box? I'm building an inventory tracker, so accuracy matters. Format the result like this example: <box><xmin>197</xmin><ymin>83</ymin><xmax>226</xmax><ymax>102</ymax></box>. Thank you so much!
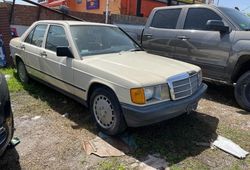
<box><xmin>10</xmin><ymin>20</ymin><xmax>207</xmax><ymax>135</ymax></box>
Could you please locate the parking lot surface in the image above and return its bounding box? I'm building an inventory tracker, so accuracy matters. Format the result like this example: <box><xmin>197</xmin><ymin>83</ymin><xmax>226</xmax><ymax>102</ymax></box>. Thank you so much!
<box><xmin>0</xmin><ymin>71</ymin><xmax>249</xmax><ymax>170</ymax></box>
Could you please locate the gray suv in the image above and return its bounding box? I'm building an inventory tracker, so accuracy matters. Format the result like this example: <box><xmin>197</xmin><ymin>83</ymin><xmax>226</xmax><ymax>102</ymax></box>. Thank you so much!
<box><xmin>121</xmin><ymin>5</ymin><xmax>250</xmax><ymax>111</ymax></box>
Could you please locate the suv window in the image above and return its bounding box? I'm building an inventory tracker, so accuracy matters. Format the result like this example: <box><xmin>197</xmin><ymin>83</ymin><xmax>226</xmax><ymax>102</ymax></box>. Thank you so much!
<box><xmin>151</xmin><ymin>9</ymin><xmax>181</xmax><ymax>29</ymax></box>
<box><xmin>184</xmin><ymin>8</ymin><xmax>222</xmax><ymax>30</ymax></box>
<box><xmin>45</xmin><ymin>25</ymin><xmax>69</xmax><ymax>52</ymax></box>
<box><xmin>30</xmin><ymin>25</ymin><xmax>47</xmax><ymax>47</ymax></box>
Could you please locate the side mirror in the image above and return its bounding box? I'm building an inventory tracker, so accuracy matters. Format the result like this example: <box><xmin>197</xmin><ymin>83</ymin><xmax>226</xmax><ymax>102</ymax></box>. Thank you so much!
<box><xmin>56</xmin><ymin>46</ymin><xmax>74</xmax><ymax>58</ymax></box>
<box><xmin>206</xmin><ymin>20</ymin><xmax>229</xmax><ymax>33</ymax></box>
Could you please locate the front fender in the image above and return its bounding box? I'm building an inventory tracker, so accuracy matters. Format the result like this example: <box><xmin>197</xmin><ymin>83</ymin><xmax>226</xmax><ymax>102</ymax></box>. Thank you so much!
<box><xmin>87</xmin><ymin>79</ymin><xmax>130</xmax><ymax>104</ymax></box>
<box><xmin>227</xmin><ymin>40</ymin><xmax>250</xmax><ymax>82</ymax></box>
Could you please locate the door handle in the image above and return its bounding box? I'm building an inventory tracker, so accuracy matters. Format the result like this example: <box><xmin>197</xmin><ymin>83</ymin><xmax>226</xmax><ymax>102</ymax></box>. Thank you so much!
<box><xmin>40</xmin><ymin>51</ymin><xmax>47</xmax><ymax>57</ymax></box>
<box><xmin>177</xmin><ymin>36</ymin><xmax>190</xmax><ymax>40</ymax></box>
<box><xmin>20</xmin><ymin>44</ymin><xmax>25</xmax><ymax>50</ymax></box>
<box><xmin>144</xmin><ymin>34</ymin><xmax>153</xmax><ymax>38</ymax></box>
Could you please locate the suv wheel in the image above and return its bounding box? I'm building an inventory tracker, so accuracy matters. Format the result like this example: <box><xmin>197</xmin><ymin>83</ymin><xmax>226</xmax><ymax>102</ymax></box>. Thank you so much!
<box><xmin>234</xmin><ymin>71</ymin><xmax>250</xmax><ymax>111</ymax></box>
<box><xmin>90</xmin><ymin>87</ymin><xmax>127</xmax><ymax>135</ymax></box>
<box><xmin>17</xmin><ymin>60</ymin><xmax>29</xmax><ymax>83</ymax></box>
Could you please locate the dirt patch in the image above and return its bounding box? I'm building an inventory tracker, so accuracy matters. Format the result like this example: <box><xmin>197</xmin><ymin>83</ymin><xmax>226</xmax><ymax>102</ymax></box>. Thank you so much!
<box><xmin>0</xmin><ymin>81</ymin><xmax>249</xmax><ymax>170</ymax></box>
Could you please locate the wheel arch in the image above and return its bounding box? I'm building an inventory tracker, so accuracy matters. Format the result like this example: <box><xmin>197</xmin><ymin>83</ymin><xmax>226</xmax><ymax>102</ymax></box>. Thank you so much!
<box><xmin>86</xmin><ymin>81</ymin><xmax>118</xmax><ymax>106</ymax></box>
<box><xmin>231</xmin><ymin>55</ymin><xmax>250</xmax><ymax>83</ymax></box>
<box><xmin>14</xmin><ymin>55</ymin><xmax>23</xmax><ymax>66</ymax></box>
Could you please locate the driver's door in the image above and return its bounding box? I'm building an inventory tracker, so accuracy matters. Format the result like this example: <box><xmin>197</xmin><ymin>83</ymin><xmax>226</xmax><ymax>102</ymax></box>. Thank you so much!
<box><xmin>174</xmin><ymin>7</ymin><xmax>233</xmax><ymax>80</ymax></box>
<box><xmin>40</xmin><ymin>24</ymin><xmax>75</xmax><ymax>95</ymax></box>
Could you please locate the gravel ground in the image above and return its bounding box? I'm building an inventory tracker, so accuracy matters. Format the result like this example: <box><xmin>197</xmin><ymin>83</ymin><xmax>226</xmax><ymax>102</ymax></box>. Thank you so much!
<box><xmin>0</xmin><ymin>81</ymin><xmax>249</xmax><ymax>170</ymax></box>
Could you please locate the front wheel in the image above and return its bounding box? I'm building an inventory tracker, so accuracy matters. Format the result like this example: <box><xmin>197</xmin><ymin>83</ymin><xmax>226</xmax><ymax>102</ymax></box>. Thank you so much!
<box><xmin>90</xmin><ymin>87</ymin><xmax>127</xmax><ymax>135</ymax></box>
<box><xmin>17</xmin><ymin>60</ymin><xmax>29</xmax><ymax>83</ymax></box>
<box><xmin>234</xmin><ymin>71</ymin><xmax>250</xmax><ymax>112</ymax></box>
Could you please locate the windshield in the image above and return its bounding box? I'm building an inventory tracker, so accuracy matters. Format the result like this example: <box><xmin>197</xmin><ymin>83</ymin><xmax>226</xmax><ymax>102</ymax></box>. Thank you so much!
<box><xmin>219</xmin><ymin>7</ymin><xmax>250</xmax><ymax>30</ymax></box>
<box><xmin>70</xmin><ymin>25</ymin><xmax>141</xmax><ymax>57</ymax></box>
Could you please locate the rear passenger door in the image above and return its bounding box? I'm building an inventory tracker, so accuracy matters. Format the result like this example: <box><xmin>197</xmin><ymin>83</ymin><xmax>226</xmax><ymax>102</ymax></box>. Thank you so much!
<box><xmin>22</xmin><ymin>24</ymin><xmax>47</xmax><ymax>78</ymax></box>
<box><xmin>142</xmin><ymin>8</ymin><xmax>182</xmax><ymax>58</ymax></box>
<box><xmin>174</xmin><ymin>7</ymin><xmax>233</xmax><ymax>80</ymax></box>
<box><xmin>41</xmin><ymin>25</ymin><xmax>75</xmax><ymax>95</ymax></box>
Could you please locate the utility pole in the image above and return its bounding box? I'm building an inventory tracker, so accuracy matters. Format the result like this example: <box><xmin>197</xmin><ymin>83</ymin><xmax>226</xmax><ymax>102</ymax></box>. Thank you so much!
<box><xmin>9</xmin><ymin>0</ymin><xmax>16</xmax><ymax>24</ymax></box>
<box><xmin>167</xmin><ymin>0</ymin><xmax>172</xmax><ymax>6</ymax></box>
<box><xmin>136</xmin><ymin>0</ymin><xmax>142</xmax><ymax>17</ymax></box>
<box><xmin>217</xmin><ymin>0</ymin><xmax>220</xmax><ymax>6</ymax></box>
<box><xmin>105</xmin><ymin>0</ymin><xmax>109</xmax><ymax>24</ymax></box>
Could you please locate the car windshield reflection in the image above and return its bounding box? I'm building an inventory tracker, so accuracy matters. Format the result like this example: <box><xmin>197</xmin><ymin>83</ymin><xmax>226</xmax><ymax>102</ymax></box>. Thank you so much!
<box><xmin>70</xmin><ymin>25</ymin><xmax>141</xmax><ymax>57</ymax></box>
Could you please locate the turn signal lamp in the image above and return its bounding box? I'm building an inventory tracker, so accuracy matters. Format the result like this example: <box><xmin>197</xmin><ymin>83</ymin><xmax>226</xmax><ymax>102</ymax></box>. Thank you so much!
<box><xmin>130</xmin><ymin>88</ymin><xmax>145</xmax><ymax>104</ymax></box>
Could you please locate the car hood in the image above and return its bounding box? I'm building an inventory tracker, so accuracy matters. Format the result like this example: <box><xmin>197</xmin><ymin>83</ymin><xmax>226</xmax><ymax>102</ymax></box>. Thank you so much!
<box><xmin>83</xmin><ymin>51</ymin><xmax>200</xmax><ymax>87</ymax></box>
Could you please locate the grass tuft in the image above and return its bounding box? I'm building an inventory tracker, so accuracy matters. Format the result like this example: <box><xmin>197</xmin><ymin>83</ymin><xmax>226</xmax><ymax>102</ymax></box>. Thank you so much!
<box><xmin>0</xmin><ymin>68</ymin><xmax>23</xmax><ymax>92</ymax></box>
<box><xmin>98</xmin><ymin>158</ymin><xmax>126</xmax><ymax>170</ymax></box>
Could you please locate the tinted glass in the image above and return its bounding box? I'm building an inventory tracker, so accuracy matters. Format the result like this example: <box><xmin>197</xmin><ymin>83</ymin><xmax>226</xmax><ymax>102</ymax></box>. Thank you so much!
<box><xmin>70</xmin><ymin>26</ymin><xmax>140</xmax><ymax>57</ymax></box>
<box><xmin>46</xmin><ymin>25</ymin><xmax>69</xmax><ymax>52</ymax></box>
<box><xmin>184</xmin><ymin>8</ymin><xmax>222</xmax><ymax>30</ymax></box>
<box><xmin>30</xmin><ymin>25</ymin><xmax>47</xmax><ymax>47</ymax></box>
<box><xmin>219</xmin><ymin>7</ymin><xmax>250</xmax><ymax>30</ymax></box>
<box><xmin>151</xmin><ymin>9</ymin><xmax>181</xmax><ymax>29</ymax></box>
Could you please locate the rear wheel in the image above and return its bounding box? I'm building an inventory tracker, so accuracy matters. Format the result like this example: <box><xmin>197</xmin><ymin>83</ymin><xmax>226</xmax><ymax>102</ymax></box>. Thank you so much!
<box><xmin>234</xmin><ymin>71</ymin><xmax>250</xmax><ymax>111</ymax></box>
<box><xmin>90</xmin><ymin>87</ymin><xmax>127</xmax><ymax>135</ymax></box>
<box><xmin>17</xmin><ymin>60</ymin><xmax>29</xmax><ymax>83</ymax></box>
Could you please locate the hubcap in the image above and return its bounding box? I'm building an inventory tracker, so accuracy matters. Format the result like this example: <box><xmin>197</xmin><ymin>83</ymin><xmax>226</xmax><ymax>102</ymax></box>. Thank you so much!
<box><xmin>18</xmin><ymin>62</ymin><xmax>26</xmax><ymax>82</ymax></box>
<box><xmin>93</xmin><ymin>95</ymin><xmax>115</xmax><ymax>129</ymax></box>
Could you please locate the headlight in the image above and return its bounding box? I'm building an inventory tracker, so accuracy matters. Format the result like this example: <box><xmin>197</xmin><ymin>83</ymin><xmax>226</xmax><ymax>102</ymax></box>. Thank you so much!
<box><xmin>144</xmin><ymin>87</ymin><xmax>154</xmax><ymax>100</ymax></box>
<box><xmin>130</xmin><ymin>84</ymin><xmax>170</xmax><ymax>104</ymax></box>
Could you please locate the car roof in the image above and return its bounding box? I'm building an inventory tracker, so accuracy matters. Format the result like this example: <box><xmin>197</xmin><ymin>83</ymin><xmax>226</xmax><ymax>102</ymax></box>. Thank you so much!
<box><xmin>34</xmin><ymin>20</ymin><xmax>117</xmax><ymax>27</ymax></box>
<box><xmin>154</xmin><ymin>4</ymin><xmax>218</xmax><ymax>10</ymax></box>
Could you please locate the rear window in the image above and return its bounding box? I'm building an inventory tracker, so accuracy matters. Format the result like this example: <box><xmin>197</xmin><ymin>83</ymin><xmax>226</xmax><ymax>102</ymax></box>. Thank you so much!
<box><xmin>151</xmin><ymin>9</ymin><xmax>181</xmax><ymax>29</ymax></box>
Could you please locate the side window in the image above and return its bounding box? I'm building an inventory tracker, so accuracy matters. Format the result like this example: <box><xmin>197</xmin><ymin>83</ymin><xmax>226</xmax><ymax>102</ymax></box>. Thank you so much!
<box><xmin>30</xmin><ymin>25</ymin><xmax>47</xmax><ymax>47</ymax></box>
<box><xmin>184</xmin><ymin>8</ymin><xmax>222</xmax><ymax>30</ymax></box>
<box><xmin>151</xmin><ymin>9</ymin><xmax>181</xmax><ymax>29</ymax></box>
<box><xmin>24</xmin><ymin>29</ymin><xmax>34</xmax><ymax>44</ymax></box>
<box><xmin>45</xmin><ymin>25</ymin><xmax>69</xmax><ymax>52</ymax></box>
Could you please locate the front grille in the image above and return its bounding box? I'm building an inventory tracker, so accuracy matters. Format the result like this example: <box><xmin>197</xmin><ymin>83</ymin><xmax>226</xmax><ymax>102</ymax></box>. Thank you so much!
<box><xmin>168</xmin><ymin>72</ymin><xmax>200</xmax><ymax>100</ymax></box>
<box><xmin>0</xmin><ymin>127</ymin><xmax>7</xmax><ymax>146</ymax></box>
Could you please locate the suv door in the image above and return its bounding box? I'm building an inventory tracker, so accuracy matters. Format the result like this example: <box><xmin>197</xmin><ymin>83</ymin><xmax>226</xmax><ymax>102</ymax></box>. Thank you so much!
<box><xmin>174</xmin><ymin>7</ymin><xmax>233</xmax><ymax>80</ymax></box>
<box><xmin>22</xmin><ymin>24</ymin><xmax>48</xmax><ymax>78</ymax></box>
<box><xmin>142</xmin><ymin>8</ymin><xmax>182</xmax><ymax>57</ymax></box>
<box><xmin>42</xmin><ymin>25</ymin><xmax>75</xmax><ymax>95</ymax></box>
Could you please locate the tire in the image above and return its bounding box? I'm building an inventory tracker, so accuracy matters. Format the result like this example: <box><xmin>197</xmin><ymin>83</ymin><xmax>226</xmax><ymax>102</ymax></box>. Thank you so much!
<box><xmin>17</xmin><ymin>60</ymin><xmax>29</xmax><ymax>83</ymax></box>
<box><xmin>0</xmin><ymin>75</ymin><xmax>14</xmax><ymax>157</ymax></box>
<box><xmin>90</xmin><ymin>87</ymin><xmax>127</xmax><ymax>135</ymax></box>
<box><xmin>234</xmin><ymin>71</ymin><xmax>250</xmax><ymax>111</ymax></box>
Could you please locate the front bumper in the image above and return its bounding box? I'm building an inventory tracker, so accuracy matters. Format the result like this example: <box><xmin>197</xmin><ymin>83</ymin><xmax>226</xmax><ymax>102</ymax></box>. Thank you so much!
<box><xmin>121</xmin><ymin>83</ymin><xmax>207</xmax><ymax>127</ymax></box>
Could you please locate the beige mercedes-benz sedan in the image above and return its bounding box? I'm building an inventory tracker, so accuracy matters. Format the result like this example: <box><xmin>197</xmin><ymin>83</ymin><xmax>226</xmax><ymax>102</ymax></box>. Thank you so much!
<box><xmin>10</xmin><ymin>20</ymin><xmax>207</xmax><ymax>135</ymax></box>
